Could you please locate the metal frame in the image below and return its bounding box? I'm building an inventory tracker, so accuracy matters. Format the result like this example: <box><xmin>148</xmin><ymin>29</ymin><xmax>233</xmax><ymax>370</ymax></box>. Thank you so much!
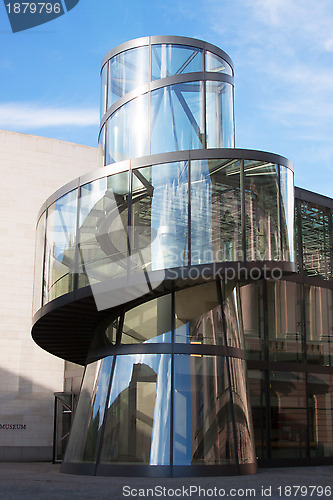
<box><xmin>36</xmin><ymin>148</ymin><xmax>293</xmax><ymax>221</ymax></box>
<box><xmin>101</xmin><ymin>36</ymin><xmax>234</xmax><ymax>73</ymax></box>
<box><xmin>31</xmin><ymin>260</ymin><xmax>296</xmax><ymax>364</ymax></box>
<box><xmin>100</xmin><ymin>73</ymin><xmax>234</xmax><ymax>129</ymax></box>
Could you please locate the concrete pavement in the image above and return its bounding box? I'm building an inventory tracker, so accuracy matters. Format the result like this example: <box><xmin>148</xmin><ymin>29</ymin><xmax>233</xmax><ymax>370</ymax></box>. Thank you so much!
<box><xmin>0</xmin><ymin>462</ymin><xmax>332</xmax><ymax>499</ymax></box>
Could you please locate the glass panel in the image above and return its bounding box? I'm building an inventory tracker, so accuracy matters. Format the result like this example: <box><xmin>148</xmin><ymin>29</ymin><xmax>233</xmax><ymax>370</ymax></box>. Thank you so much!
<box><xmin>78</xmin><ymin>173</ymin><xmax>129</xmax><ymax>289</ymax></box>
<box><xmin>63</xmin><ymin>357</ymin><xmax>113</xmax><ymax>464</ymax></box>
<box><xmin>244</xmin><ymin>161</ymin><xmax>280</xmax><ymax>261</ymax></box>
<box><xmin>229</xmin><ymin>358</ymin><xmax>256</xmax><ymax>464</ymax></box>
<box><xmin>44</xmin><ymin>189</ymin><xmax>78</xmax><ymax>303</ymax></box>
<box><xmin>175</xmin><ymin>282</ymin><xmax>223</xmax><ymax>345</ymax></box>
<box><xmin>150</xmin><ymin>82</ymin><xmax>204</xmax><ymax>155</ymax></box>
<box><xmin>206</xmin><ymin>81</ymin><xmax>234</xmax><ymax>148</ymax></box>
<box><xmin>173</xmin><ymin>354</ymin><xmax>236</xmax><ymax>465</ymax></box>
<box><xmin>308</xmin><ymin>373</ymin><xmax>333</xmax><ymax>457</ymax></box>
<box><xmin>131</xmin><ymin>162</ymin><xmax>188</xmax><ymax>271</ymax></box>
<box><xmin>206</xmin><ymin>52</ymin><xmax>233</xmax><ymax>76</ymax></box>
<box><xmin>280</xmin><ymin>166</ymin><xmax>294</xmax><ymax>262</ymax></box>
<box><xmin>100</xmin><ymin>354</ymin><xmax>171</xmax><ymax>465</ymax></box>
<box><xmin>267</xmin><ymin>280</ymin><xmax>303</xmax><ymax>363</ymax></box>
<box><xmin>300</xmin><ymin>200</ymin><xmax>331</xmax><ymax>279</ymax></box>
<box><xmin>151</xmin><ymin>44</ymin><xmax>202</xmax><ymax>80</ymax></box>
<box><xmin>221</xmin><ymin>282</ymin><xmax>244</xmax><ymax>349</ymax></box>
<box><xmin>248</xmin><ymin>369</ymin><xmax>268</xmax><ymax>459</ymax></box>
<box><xmin>106</xmin><ymin>94</ymin><xmax>148</xmax><ymax>164</ymax></box>
<box><xmin>121</xmin><ymin>295</ymin><xmax>172</xmax><ymax>344</ymax></box>
<box><xmin>33</xmin><ymin>212</ymin><xmax>46</xmax><ymax>313</ymax></box>
<box><xmin>108</xmin><ymin>46</ymin><xmax>149</xmax><ymax>106</ymax></box>
<box><xmin>304</xmin><ymin>285</ymin><xmax>333</xmax><ymax>366</ymax></box>
<box><xmin>239</xmin><ymin>281</ymin><xmax>265</xmax><ymax>360</ymax></box>
<box><xmin>100</xmin><ymin>62</ymin><xmax>108</xmax><ymax>118</ymax></box>
<box><xmin>270</xmin><ymin>371</ymin><xmax>307</xmax><ymax>458</ymax></box>
<box><xmin>191</xmin><ymin>159</ymin><xmax>242</xmax><ymax>265</ymax></box>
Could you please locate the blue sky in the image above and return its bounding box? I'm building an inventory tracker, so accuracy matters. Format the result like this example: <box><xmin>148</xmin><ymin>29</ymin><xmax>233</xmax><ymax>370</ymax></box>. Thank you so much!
<box><xmin>1</xmin><ymin>0</ymin><xmax>333</xmax><ymax>197</ymax></box>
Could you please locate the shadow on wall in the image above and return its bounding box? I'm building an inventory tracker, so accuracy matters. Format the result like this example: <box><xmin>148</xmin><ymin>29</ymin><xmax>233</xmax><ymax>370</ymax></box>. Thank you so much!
<box><xmin>0</xmin><ymin>366</ymin><xmax>63</xmax><ymax>462</ymax></box>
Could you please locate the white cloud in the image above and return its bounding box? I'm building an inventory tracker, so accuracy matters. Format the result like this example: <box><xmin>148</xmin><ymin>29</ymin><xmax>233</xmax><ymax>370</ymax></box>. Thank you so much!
<box><xmin>0</xmin><ymin>103</ymin><xmax>99</xmax><ymax>129</ymax></box>
<box><xmin>196</xmin><ymin>0</ymin><xmax>333</xmax><ymax>197</ymax></box>
<box><xmin>241</xmin><ymin>0</ymin><xmax>333</xmax><ymax>53</ymax></box>
<box><xmin>204</xmin><ymin>0</ymin><xmax>333</xmax><ymax>137</ymax></box>
<box><xmin>248</xmin><ymin>0</ymin><xmax>290</xmax><ymax>26</ymax></box>
<box><xmin>207</xmin><ymin>0</ymin><xmax>333</xmax><ymax>64</ymax></box>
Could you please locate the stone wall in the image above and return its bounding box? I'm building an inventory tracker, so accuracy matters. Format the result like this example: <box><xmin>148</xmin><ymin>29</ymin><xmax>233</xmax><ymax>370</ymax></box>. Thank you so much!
<box><xmin>0</xmin><ymin>130</ymin><xmax>98</xmax><ymax>461</ymax></box>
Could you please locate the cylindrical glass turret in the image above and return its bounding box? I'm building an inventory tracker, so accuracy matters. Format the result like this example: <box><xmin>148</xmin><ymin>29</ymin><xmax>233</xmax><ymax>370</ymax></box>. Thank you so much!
<box><xmin>99</xmin><ymin>36</ymin><xmax>235</xmax><ymax>165</ymax></box>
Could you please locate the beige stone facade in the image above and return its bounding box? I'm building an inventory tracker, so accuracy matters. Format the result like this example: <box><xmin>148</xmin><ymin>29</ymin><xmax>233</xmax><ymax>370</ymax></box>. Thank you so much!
<box><xmin>0</xmin><ymin>130</ymin><xmax>98</xmax><ymax>461</ymax></box>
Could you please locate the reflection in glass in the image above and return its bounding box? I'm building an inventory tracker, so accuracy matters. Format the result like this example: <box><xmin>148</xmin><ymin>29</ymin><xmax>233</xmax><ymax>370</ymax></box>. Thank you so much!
<box><xmin>151</xmin><ymin>44</ymin><xmax>202</xmax><ymax>80</ymax></box>
<box><xmin>248</xmin><ymin>370</ymin><xmax>267</xmax><ymax>459</ymax></box>
<box><xmin>280</xmin><ymin>166</ymin><xmax>294</xmax><ymax>262</ymax></box>
<box><xmin>64</xmin><ymin>357</ymin><xmax>113</xmax><ymax>463</ymax></box>
<box><xmin>175</xmin><ymin>282</ymin><xmax>223</xmax><ymax>344</ymax></box>
<box><xmin>308</xmin><ymin>373</ymin><xmax>333</xmax><ymax>457</ymax></box>
<box><xmin>299</xmin><ymin>200</ymin><xmax>331</xmax><ymax>279</ymax></box>
<box><xmin>221</xmin><ymin>282</ymin><xmax>244</xmax><ymax>349</ymax></box>
<box><xmin>33</xmin><ymin>212</ymin><xmax>46</xmax><ymax>313</ymax></box>
<box><xmin>78</xmin><ymin>173</ymin><xmax>129</xmax><ymax>288</ymax></box>
<box><xmin>270</xmin><ymin>371</ymin><xmax>307</xmax><ymax>458</ymax></box>
<box><xmin>239</xmin><ymin>281</ymin><xmax>265</xmax><ymax>360</ymax></box>
<box><xmin>106</xmin><ymin>94</ymin><xmax>148</xmax><ymax>163</ymax></box>
<box><xmin>206</xmin><ymin>81</ymin><xmax>234</xmax><ymax>148</ymax></box>
<box><xmin>131</xmin><ymin>162</ymin><xmax>188</xmax><ymax>271</ymax></box>
<box><xmin>304</xmin><ymin>285</ymin><xmax>333</xmax><ymax>366</ymax></box>
<box><xmin>44</xmin><ymin>189</ymin><xmax>78</xmax><ymax>303</ymax></box>
<box><xmin>108</xmin><ymin>46</ymin><xmax>149</xmax><ymax>106</ymax></box>
<box><xmin>267</xmin><ymin>280</ymin><xmax>303</xmax><ymax>363</ymax></box>
<box><xmin>100</xmin><ymin>354</ymin><xmax>171</xmax><ymax>465</ymax></box>
<box><xmin>206</xmin><ymin>52</ymin><xmax>233</xmax><ymax>76</ymax></box>
<box><xmin>150</xmin><ymin>82</ymin><xmax>203</xmax><ymax>155</ymax></box>
<box><xmin>229</xmin><ymin>358</ymin><xmax>256</xmax><ymax>464</ymax></box>
<box><xmin>174</xmin><ymin>354</ymin><xmax>236</xmax><ymax>465</ymax></box>
<box><xmin>191</xmin><ymin>159</ymin><xmax>241</xmax><ymax>265</ymax></box>
<box><xmin>244</xmin><ymin>161</ymin><xmax>280</xmax><ymax>261</ymax></box>
<box><xmin>121</xmin><ymin>295</ymin><xmax>172</xmax><ymax>344</ymax></box>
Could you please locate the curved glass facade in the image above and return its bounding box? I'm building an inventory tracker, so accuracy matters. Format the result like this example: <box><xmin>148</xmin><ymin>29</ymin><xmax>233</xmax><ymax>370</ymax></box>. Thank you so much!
<box><xmin>100</xmin><ymin>37</ymin><xmax>235</xmax><ymax>164</ymax></box>
<box><xmin>108</xmin><ymin>46</ymin><xmax>149</xmax><ymax>107</ymax></box>
<box><xmin>32</xmin><ymin>36</ymin><xmax>333</xmax><ymax>477</ymax></box>
<box><xmin>151</xmin><ymin>44</ymin><xmax>203</xmax><ymax>79</ymax></box>
<box><xmin>43</xmin><ymin>189</ymin><xmax>78</xmax><ymax>304</ymax></box>
<box><xmin>33</xmin><ymin>152</ymin><xmax>294</xmax><ymax>312</ymax></box>
<box><xmin>64</xmin><ymin>356</ymin><xmax>113</xmax><ymax>464</ymax></box>
<box><xmin>63</xmin><ymin>280</ymin><xmax>256</xmax><ymax>473</ymax></box>
<box><xmin>104</xmin><ymin>80</ymin><xmax>234</xmax><ymax>163</ymax></box>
